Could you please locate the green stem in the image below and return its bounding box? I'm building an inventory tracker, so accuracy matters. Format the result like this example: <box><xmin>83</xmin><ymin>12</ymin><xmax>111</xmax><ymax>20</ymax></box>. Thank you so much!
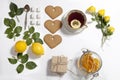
<box><xmin>94</xmin><ymin>14</ymin><xmax>107</xmax><ymax>47</ymax></box>
<box><xmin>16</xmin><ymin>16</ymin><xmax>20</xmax><ymax>22</ymax></box>
<box><xmin>101</xmin><ymin>36</ymin><xmax>104</xmax><ymax>47</ymax></box>
<box><xmin>101</xmin><ymin>35</ymin><xmax>107</xmax><ymax>47</ymax></box>
<box><xmin>12</xmin><ymin>56</ymin><xmax>16</xmax><ymax>59</ymax></box>
<box><xmin>94</xmin><ymin>14</ymin><xmax>100</xmax><ymax>25</ymax></box>
<box><xmin>14</xmin><ymin>36</ymin><xmax>16</xmax><ymax>41</ymax></box>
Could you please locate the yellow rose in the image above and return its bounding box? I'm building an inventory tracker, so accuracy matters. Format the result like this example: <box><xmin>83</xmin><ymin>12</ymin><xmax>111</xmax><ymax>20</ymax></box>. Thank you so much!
<box><xmin>104</xmin><ymin>16</ymin><xmax>110</xmax><ymax>22</ymax></box>
<box><xmin>98</xmin><ymin>9</ymin><xmax>105</xmax><ymax>16</ymax></box>
<box><xmin>107</xmin><ymin>26</ymin><xmax>115</xmax><ymax>33</ymax></box>
<box><xmin>87</xmin><ymin>6</ymin><xmax>96</xmax><ymax>14</ymax></box>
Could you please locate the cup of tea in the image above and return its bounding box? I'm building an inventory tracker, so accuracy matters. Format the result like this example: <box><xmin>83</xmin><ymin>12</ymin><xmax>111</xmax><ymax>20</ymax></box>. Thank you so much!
<box><xmin>62</xmin><ymin>10</ymin><xmax>87</xmax><ymax>33</ymax></box>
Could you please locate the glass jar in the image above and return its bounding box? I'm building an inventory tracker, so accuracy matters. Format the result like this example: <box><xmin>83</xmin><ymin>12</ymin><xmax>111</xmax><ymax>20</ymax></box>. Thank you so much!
<box><xmin>77</xmin><ymin>49</ymin><xmax>102</xmax><ymax>80</ymax></box>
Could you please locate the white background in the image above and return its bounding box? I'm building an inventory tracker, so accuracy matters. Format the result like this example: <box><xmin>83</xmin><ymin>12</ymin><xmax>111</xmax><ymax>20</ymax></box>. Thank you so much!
<box><xmin>0</xmin><ymin>0</ymin><xmax>120</xmax><ymax>80</ymax></box>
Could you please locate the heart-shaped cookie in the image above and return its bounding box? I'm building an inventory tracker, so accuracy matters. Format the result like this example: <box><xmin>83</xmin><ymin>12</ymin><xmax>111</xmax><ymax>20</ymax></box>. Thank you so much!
<box><xmin>44</xmin><ymin>20</ymin><xmax>62</xmax><ymax>34</ymax></box>
<box><xmin>44</xmin><ymin>34</ymin><xmax>62</xmax><ymax>49</ymax></box>
<box><xmin>45</xmin><ymin>5</ymin><xmax>63</xmax><ymax>19</ymax></box>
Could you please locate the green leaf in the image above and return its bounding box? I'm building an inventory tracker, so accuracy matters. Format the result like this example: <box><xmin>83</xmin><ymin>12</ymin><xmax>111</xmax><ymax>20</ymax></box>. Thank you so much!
<box><xmin>103</xmin><ymin>20</ymin><xmax>107</xmax><ymax>26</ymax></box>
<box><xmin>98</xmin><ymin>15</ymin><xmax>103</xmax><ymax>20</ymax></box>
<box><xmin>23</xmin><ymin>34</ymin><xmax>30</xmax><ymax>40</ymax></box>
<box><xmin>96</xmin><ymin>24</ymin><xmax>101</xmax><ymax>29</ymax></box>
<box><xmin>95</xmin><ymin>16</ymin><xmax>99</xmax><ymax>21</ymax></box>
<box><xmin>10</xmin><ymin>2</ymin><xmax>18</xmax><ymax>12</ymax></box>
<box><xmin>14</xmin><ymin>26</ymin><xmax>22</xmax><ymax>33</ymax></box>
<box><xmin>15</xmin><ymin>33</ymin><xmax>20</xmax><ymax>37</ymax></box>
<box><xmin>9</xmin><ymin>11</ymin><xmax>15</xmax><ymax>18</ymax></box>
<box><xmin>7</xmin><ymin>32</ymin><xmax>14</xmax><ymax>39</ymax></box>
<box><xmin>17</xmin><ymin>8</ymin><xmax>24</xmax><ymax>15</ymax></box>
<box><xmin>17</xmin><ymin>53</ymin><xmax>23</xmax><ymax>59</ymax></box>
<box><xmin>16</xmin><ymin>64</ymin><xmax>24</xmax><ymax>73</ymax></box>
<box><xmin>5</xmin><ymin>28</ymin><xmax>12</xmax><ymax>34</ymax></box>
<box><xmin>4</xmin><ymin>18</ymin><xmax>10</xmax><ymax>26</ymax></box>
<box><xmin>101</xmin><ymin>23</ymin><xmax>105</xmax><ymax>28</ymax></box>
<box><xmin>107</xmin><ymin>24</ymin><xmax>110</xmax><ymax>27</ymax></box>
<box><xmin>8</xmin><ymin>58</ymin><xmax>17</xmax><ymax>64</ymax></box>
<box><xmin>21</xmin><ymin>54</ymin><xmax>28</xmax><ymax>63</ymax></box>
<box><xmin>91</xmin><ymin>18</ymin><xmax>95</xmax><ymax>21</ymax></box>
<box><xmin>32</xmin><ymin>32</ymin><xmax>40</xmax><ymax>39</ymax></box>
<box><xmin>26</xmin><ymin>38</ymin><xmax>32</xmax><ymax>46</ymax></box>
<box><xmin>103</xmin><ymin>32</ymin><xmax>107</xmax><ymax>36</ymax></box>
<box><xmin>29</xmin><ymin>27</ymin><xmax>35</xmax><ymax>33</ymax></box>
<box><xmin>24</xmin><ymin>31</ymin><xmax>29</xmax><ymax>35</ymax></box>
<box><xmin>9</xmin><ymin>19</ymin><xmax>16</xmax><ymax>28</ymax></box>
<box><xmin>26</xmin><ymin>61</ymin><xmax>37</xmax><ymax>70</ymax></box>
<box><xmin>34</xmin><ymin>38</ymin><xmax>43</xmax><ymax>44</ymax></box>
<box><xmin>107</xmin><ymin>32</ymin><xmax>113</xmax><ymax>35</ymax></box>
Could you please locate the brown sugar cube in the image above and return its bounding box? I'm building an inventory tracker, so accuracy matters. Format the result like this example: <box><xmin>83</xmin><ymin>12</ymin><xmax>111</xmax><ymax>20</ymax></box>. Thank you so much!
<box><xmin>51</xmin><ymin>56</ymin><xmax>68</xmax><ymax>73</ymax></box>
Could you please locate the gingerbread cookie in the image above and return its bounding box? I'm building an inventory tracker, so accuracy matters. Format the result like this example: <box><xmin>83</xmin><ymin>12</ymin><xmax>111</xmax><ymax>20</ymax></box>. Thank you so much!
<box><xmin>44</xmin><ymin>34</ymin><xmax>62</xmax><ymax>49</ymax></box>
<box><xmin>44</xmin><ymin>20</ymin><xmax>62</xmax><ymax>34</ymax></box>
<box><xmin>45</xmin><ymin>5</ymin><xmax>63</xmax><ymax>19</ymax></box>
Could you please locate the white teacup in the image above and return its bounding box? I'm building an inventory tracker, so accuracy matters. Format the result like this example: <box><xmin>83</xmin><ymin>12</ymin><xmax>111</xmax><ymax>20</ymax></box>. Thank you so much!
<box><xmin>62</xmin><ymin>10</ymin><xmax>87</xmax><ymax>33</ymax></box>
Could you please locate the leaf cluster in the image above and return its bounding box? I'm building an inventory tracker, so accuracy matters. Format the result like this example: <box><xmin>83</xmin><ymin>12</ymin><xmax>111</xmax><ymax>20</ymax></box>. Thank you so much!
<box><xmin>8</xmin><ymin>53</ymin><xmax>37</xmax><ymax>73</ymax></box>
<box><xmin>4</xmin><ymin>2</ymin><xmax>24</xmax><ymax>40</ymax></box>
<box><xmin>4</xmin><ymin>18</ymin><xmax>22</xmax><ymax>40</ymax></box>
<box><xmin>5</xmin><ymin>2</ymin><xmax>43</xmax><ymax>73</ymax></box>
<box><xmin>89</xmin><ymin>11</ymin><xmax>114</xmax><ymax>46</ymax></box>
<box><xmin>23</xmin><ymin>26</ymin><xmax>43</xmax><ymax>46</ymax></box>
<box><xmin>91</xmin><ymin>14</ymin><xmax>111</xmax><ymax>36</ymax></box>
<box><xmin>9</xmin><ymin>2</ymin><xmax>24</xmax><ymax>18</ymax></box>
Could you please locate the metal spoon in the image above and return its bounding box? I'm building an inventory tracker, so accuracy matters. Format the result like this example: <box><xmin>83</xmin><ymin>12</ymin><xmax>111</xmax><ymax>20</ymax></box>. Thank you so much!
<box><xmin>24</xmin><ymin>4</ymin><xmax>30</xmax><ymax>30</ymax></box>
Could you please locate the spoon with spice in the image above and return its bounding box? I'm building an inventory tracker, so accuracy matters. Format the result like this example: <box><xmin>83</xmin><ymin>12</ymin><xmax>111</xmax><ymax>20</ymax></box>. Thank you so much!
<box><xmin>24</xmin><ymin>4</ymin><xmax>30</xmax><ymax>30</ymax></box>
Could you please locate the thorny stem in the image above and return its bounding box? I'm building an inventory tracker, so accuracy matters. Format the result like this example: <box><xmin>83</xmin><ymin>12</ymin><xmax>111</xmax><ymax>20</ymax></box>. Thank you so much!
<box><xmin>94</xmin><ymin>14</ymin><xmax>100</xmax><ymax>25</ymax></box>
<box><xmin>101</xmin><ymin>36</ymin><xmax>105</xmax><ymax>47</ymax></box>
<box><xmin>94</xmin><ymin>14</ymin><xmax>107</xmax><ymax>47</ymax></box>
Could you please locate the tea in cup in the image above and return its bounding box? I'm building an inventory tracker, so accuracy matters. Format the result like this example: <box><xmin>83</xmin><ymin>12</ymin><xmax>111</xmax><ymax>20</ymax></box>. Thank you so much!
<box><xmin>62</xmin><ymin>10</ymin><xmax>87</xmax><ymax>33</ymax></box>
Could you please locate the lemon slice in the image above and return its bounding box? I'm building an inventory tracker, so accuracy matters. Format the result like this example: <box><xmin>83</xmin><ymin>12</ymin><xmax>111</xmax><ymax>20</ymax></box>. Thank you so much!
<box><xmin>70</xmin><ymin>19</ymin><xmax>81</xmax><ymax>29</ymax></box>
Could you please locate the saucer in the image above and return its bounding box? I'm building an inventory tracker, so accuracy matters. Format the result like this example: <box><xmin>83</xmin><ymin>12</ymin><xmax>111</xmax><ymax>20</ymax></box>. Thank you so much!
<box><xmin>62</xmin><ymin>10</ymin><xmax>87</xmax><ymax>34</ymax></box>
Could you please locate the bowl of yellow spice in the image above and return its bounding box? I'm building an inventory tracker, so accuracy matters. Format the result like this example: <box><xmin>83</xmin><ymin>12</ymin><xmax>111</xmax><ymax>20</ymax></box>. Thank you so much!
<box><xmin>77</xmin><ymin>49</ymin><xmax>102</xmax><ymax>75</ymax></box>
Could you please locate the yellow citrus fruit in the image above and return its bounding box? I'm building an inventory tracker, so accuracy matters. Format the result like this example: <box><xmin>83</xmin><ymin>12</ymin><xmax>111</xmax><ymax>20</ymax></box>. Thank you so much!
<box><xmin>15</xmin><ymin>40</ymin><xmax>27</xmax><ymax>53</ymax></box>
<box><xmin>31</xmin><ymin>42</ymin><xmax>44</xmax><ymax>55</ymax></box>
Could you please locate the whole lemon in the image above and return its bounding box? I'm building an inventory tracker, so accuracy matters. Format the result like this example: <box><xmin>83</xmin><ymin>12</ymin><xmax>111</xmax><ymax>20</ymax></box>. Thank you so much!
<box><xmin>15</xmin><ymin>40</ymin><xmax>27</xmax><ymax>53</ymax></box>
<box><xmin>31</xmin><ymin>42</ymin><xmax>44</xmax><ymax>55</ymax></box>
